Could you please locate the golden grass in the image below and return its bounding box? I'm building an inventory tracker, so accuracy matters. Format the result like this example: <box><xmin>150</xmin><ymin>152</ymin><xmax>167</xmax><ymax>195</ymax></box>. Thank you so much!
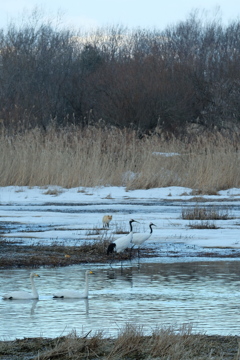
<box><xmin>1</xmin><ymin>125</ymin><xmax>240</xmax><ymax>191</ymax></box>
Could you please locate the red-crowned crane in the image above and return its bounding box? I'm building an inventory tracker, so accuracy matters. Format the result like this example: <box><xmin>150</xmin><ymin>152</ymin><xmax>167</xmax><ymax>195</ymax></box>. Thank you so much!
<box><xmin>107</xmin><ymin>219</ymin><xmax>138</xmax><ymax>255</ymax></box>
<box><xmin>132</xmin><ymin>222</ymin><xmax>156</xmax><ymax>257</ymax></box>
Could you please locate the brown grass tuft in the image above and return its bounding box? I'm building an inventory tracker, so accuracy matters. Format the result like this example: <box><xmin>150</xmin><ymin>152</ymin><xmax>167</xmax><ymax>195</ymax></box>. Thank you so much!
<box><xmin>182</xmin><ymin>205</ymin><xmax>232</xmax><ymax>220</ymax></box>
<box><xmin>188</xmin><ymin>221</ymin><xmax>219</xmax><ymax>229</ymax></box>
<box><xmin>182</xmin><ymin>204</ymin><xmax>232</xmax><ymax>229</ymax></box>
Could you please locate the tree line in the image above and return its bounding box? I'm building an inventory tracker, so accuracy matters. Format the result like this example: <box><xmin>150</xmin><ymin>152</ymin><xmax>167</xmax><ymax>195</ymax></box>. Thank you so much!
<box><xmin>0</xmin><ymin>11</ymin><xmax>240</xmax><ymax>136</ymax></box>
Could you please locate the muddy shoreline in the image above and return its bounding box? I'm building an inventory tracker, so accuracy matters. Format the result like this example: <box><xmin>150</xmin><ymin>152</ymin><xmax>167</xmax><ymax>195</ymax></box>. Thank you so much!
<box><xmin>0</xmin><ymin>333</ymin><xmax>239</xmax><ymax>360</ymax></box>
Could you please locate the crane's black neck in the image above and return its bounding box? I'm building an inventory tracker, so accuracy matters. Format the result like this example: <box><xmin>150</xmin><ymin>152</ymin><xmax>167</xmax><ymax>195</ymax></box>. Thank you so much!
<box><xmin>129</xmin><ymin>220</ymin><xmax>135</xmax><ymax>232</ymax></box>
<box><xmin>149</xmin><ymin>224</ymin><xmax>153</xmax><ymax>234</ymax></box>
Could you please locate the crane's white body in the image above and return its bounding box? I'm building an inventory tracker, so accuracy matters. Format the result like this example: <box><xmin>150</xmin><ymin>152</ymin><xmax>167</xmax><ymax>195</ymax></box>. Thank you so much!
<box><xmin>2</xmin><ymin>273</ymin><xmax>40</xmax><ymax>300</ymax></box>
<box><xmin>132</xmin><ymin>223</ymin><xmax>156</xmax><ymax>247</ymax></box>
<box><xmin>53</xmin><ymin>270</ymin><xmax>93</xmax><ymax>299</ymax></box>
<box><xmin>114</xmin><ymin>232</ymin><xmax>133</xmax><ymax>253</ymax></box>
<box><xmin>107</xmin><ymin>219</ymin><xmax>138</xmax><ymax>255</ymax></box>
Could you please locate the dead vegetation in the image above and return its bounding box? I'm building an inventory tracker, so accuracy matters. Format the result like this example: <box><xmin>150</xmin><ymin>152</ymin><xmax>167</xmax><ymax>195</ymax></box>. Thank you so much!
<box><xmin>182</xmin><ymin>205</ymin><xmax>232</xmax><ymax>221</ymax></box>
<box><xmin>0</xmin><ymin>238</ymin><xmax>109</xmax><ymax>268</ymax></box>
<box><xmin>1</xmin><ymin>126</ymin><xmax>240</xmax><ymax>192</ymax></box>
<box><xmin>0</xmin><ymin>324</ymin><xmax>239</xmax><ymax>360</ymax></box>
<box><xmin>0</xmin><ymin>238</ymin><xmax>156</xmax><ymax>269</ymax></box>
<box><xmin>188</xmin><ymin>221</ymin><xmax>219</xmax><ymax>229</ymax></box>
<box><xmin>182</xmin><ymin>204</ymin><xmax>233</xmax><ymax>230</ymax></box>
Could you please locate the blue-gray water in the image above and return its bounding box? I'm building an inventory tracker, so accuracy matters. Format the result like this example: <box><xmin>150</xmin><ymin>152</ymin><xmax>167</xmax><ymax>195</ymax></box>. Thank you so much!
<box><xmin>1</xmin><ymin>261</ymin><xmax>240</xmax><ymax>340</ymax></box>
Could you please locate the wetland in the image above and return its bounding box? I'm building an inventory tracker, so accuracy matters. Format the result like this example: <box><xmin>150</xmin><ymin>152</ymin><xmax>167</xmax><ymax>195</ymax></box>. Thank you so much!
<box><xmin>1</xmin><ymin>186</ymin><xmax>240</xmax><ymax>359</ymax></box>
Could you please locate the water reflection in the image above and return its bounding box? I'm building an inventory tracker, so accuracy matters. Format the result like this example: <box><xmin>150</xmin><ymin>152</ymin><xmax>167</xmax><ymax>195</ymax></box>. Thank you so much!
<box><xmin>30</xmin><ymin>300</ymin><xmax>38</xmax><ymax>315</ymax></box>
<box><xmin>1</xmin><ymin>261</ymin><xmax>240</xmax><ymax>340</ymax></box>
<box><xmin>52</xmin><ymin>298</ymin><xmax>89</xmax><ymax>315</ymax></box>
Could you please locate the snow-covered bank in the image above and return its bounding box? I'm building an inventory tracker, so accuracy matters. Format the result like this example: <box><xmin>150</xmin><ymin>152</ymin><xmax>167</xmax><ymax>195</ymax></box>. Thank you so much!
<box><xmin>1</xmin><ymin>185</ymin><xmax>240</xmax><ymax>204</ymax></box>
<box><xmin>0</xmin><ymin>185</ymin><xmax>240</xmax><ymax>251</ymax></box>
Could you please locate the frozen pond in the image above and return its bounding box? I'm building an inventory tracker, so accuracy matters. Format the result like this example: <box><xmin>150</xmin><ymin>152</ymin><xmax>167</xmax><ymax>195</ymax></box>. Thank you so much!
<box><xmin>1</xmin><ymin>261</ymin><xmax>240</xmax><ymax>340</ymax></box>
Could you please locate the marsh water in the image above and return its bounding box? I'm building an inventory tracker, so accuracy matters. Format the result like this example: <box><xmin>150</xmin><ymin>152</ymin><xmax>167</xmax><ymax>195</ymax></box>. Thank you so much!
<box><xmin>1</xmin><ymin>261</ymin><xmax>240</xmax><ymax>340</ymax></box>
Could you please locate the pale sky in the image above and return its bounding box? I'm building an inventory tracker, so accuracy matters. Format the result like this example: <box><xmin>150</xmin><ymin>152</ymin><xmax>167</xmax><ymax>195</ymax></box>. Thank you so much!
<box><xmin>0</xmin><ymin>0</ymin><xmax>240</xmax><ymax>32</ymax></box>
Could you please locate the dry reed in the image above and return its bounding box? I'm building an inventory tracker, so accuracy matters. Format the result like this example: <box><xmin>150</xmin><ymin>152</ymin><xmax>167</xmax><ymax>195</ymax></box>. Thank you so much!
<box><xmin>182</xmin><ymin>205</ymin><xmax>231</xmax><ymax>220</ymax></box>
<box><xmin>17</xmin><ymin>324</ymin><xmax>238</xmax><ymax>359</ymax></box>
<box><xmin>1</xmin><ymin>125</ymin><xmax>240</xmax><ymax>192</ymax></box>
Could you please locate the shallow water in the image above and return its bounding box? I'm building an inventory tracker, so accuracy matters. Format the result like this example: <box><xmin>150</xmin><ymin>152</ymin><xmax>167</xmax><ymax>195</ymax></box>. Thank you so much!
<box><xmin>1</xmin><ymin>261</ymin><xmax>240</xmax><ymax>340</ymax></box>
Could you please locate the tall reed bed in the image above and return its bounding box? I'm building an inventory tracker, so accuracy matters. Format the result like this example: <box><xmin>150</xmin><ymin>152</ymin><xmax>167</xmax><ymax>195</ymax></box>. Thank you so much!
<box><xmin>1</xmin><ymin>125</ymin><xmax>240</xmax><ymax>192</ymax></box>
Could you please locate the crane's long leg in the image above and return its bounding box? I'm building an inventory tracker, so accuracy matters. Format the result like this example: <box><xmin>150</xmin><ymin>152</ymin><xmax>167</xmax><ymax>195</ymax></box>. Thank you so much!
<box><xmin>108</xmin><ymin>252</ymin><xmax>115</xmax><ymax>267</ymax></box>
<box><xmin>129</xmin><ymin>245</ymin><xmax>135</xmax><ymax>260</ymax></box>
